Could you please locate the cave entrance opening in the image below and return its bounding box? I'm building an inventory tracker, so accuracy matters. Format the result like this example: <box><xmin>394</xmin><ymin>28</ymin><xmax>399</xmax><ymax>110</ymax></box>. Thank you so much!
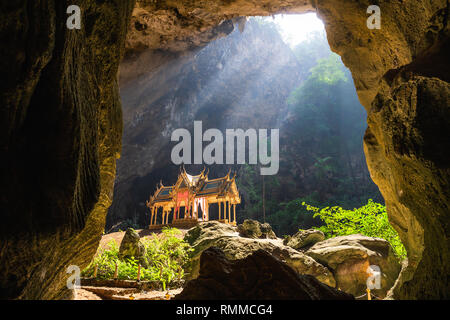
<box><xmin>113</xmin><ymin>12</ymin><xmax>389</xmax><ymax>239</ymax></box>
<box><xmin>112</xmin><ymin>12</ymin><xmax>409</xmax><ymax>271</ymax></box>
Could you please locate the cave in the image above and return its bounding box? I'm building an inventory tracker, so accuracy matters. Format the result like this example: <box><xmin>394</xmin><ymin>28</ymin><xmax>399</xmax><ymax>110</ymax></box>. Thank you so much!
<box><xmin>0</xmin><ymin>0</ymin><xmax>448</xmax><ymax>300</ymax></box>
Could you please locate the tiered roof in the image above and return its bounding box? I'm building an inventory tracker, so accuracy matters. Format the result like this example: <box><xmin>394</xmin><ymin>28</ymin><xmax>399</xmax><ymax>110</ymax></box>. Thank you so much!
<box><xmin>147</xmin><ymin>167</ymin><xmax>239</xmax><ymax>207</ymax></box>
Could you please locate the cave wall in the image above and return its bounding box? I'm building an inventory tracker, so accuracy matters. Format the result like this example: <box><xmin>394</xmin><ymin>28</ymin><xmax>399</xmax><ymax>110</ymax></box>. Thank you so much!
<box><xmin>0</xmin><ymin>0</ymin><xmax>448</xmax><ymax>299</ymax></box>
<box><xmin>316</xmin><ymin>1</ymin><xmax>449</xmax><ymax>299</ymax></box>
<box><xmin>0</xmin><ymin>0</ymin><xmax>135</xmax><ymax>299</ymax></box>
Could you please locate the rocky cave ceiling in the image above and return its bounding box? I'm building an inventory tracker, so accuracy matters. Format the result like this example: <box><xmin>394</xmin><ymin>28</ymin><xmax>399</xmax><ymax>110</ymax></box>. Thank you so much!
<box><xmin>0</xmin><ymin>0</ymin><xmax>448</xmax><ymax>299</ymax></box>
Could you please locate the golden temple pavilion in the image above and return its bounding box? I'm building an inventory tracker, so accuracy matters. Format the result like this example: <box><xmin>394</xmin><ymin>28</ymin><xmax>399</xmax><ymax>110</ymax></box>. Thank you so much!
<box><xmin>146</xmin><ymin>167</ymin><xmax>241</xmax><ymax>229</ymax></box>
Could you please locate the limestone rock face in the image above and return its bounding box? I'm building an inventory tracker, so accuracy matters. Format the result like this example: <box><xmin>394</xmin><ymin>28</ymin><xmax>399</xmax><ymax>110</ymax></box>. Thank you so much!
<box><xmin>0</xmin><ymin>0</ymin><xmax>135</xmax><ymax>299</ymax></box>
<box><xmin>317</xmin><ymin>0</ymin><xmax>450</xmax><ymax>300</ymax></box>
<box><xmin>123</xmin><ymin>0</ymin><xmax>314</xmax><ymax>78</ymax></box>
<box><xmin>365</xmin><ymin>73</ymin><xmax>450</xmax><ymax>299</ymax></box>
<box><xmin>184</xmin><ymin>221</ymin><xmax>335</xmax><ymax>287</ymax></box>
<box><xmin>284</xmin><ymin>229</ymin><xmax>325</xmax><ymax>250</ymax></box>
<box><xmin>175</xmin><ymin>247</ymin><xmax>353</xmax><ymax>300</ymax></box>
<box><xmin>305</xmin><ymin>234</ymin><xmax>401</xmax><ymax>298</ymax></box>
<box><xmin>237</xmin><ymin>219</ymin><xmax>277</xmax><ymax>240</ymax></box>
<box><xmin>118</xmin><ymin>228</ymin><xmax>148</xmax><ymax>268</ymax></box>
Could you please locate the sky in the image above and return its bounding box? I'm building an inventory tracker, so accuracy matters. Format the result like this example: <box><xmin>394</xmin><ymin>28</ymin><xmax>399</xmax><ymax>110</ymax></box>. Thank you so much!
<box><xmin>270</xmin><ymin>13</ymin><xmax>325</xmax><ymax>47</ymax></box>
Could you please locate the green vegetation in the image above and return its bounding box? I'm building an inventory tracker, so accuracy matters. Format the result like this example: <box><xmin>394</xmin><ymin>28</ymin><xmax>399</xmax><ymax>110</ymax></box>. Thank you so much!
<box><xmin>265</xmin><ymin>194</ymin><xmax>323</xmax><ymax>236</ymax></box>
<box><xmin>82</xmin><ymin>227</ymin><xmax>193</xmax><ymax>288</ymax></box>
<box><xmin>302</xmin><ymin>199</ymin><xmax>407</xmax><ymax>259</ymax></box>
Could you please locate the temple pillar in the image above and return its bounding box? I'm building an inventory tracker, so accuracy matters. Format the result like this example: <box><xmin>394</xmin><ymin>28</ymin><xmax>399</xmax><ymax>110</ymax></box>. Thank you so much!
<box><xmin>233</xmin><ymin>204</ymin><xmax>236</xmax><ymax>223</ymax></box>
<box><xmin>228</xmin><ymin>201</ymin><xmax>231</xmax><ymax>223</ymax></box>
<box><xmin>224</xmin><ymin>201</ymin><xmax>227</xmax><ymax>222</ymax></box>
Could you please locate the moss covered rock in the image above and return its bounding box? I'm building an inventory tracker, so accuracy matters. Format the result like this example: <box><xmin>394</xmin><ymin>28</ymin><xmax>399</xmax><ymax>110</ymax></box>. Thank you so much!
<box><xmin>284</xmin><ymin>229</ymin><xmax>325</xmax><ymax>250</ymax></box>
<box><xmin>118</xmin><ymin>228</ymin><xmax>148</xmax><ymax>268</ymax></box>
<box><xmin>237</xmin><ymin>219</ymin><xmax>277</xmax><ymax>239</ymax></box>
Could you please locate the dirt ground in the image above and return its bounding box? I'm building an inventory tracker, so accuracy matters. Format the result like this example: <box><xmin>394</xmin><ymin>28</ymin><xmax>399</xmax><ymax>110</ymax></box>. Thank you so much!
<box><xmin>75</xmin><ymin>287</ymin><xmax>183</xmax><ymax>300</ymax></box>
<box><xmin>76</xmin><ymin>289</ymin><xmax>102</xmax><ymax>300</ymax></box>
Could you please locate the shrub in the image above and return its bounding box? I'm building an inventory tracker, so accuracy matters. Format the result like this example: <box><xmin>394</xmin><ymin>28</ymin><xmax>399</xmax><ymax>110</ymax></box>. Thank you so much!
<box><xmin>81</xmin><ymin>227</ymin><xmax>193</xmax><ymax>288</ymax></box>
<box><xmin>302</xmin><ymin>199</ymin><xmax>407</xmax><ymax>260</ymax></box>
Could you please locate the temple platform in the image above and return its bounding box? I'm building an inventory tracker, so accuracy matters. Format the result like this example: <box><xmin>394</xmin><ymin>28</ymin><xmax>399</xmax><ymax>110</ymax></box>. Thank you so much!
<box><xmin>148</xmin><ymin>218</ymin><xmax>198</xmax><ymax>230</ymax></box>
<box><xmin>170</xmin><ymin>218</ymin><xmax>199</xmax><ymax>229</ymax></box>
<box><xmin>148</xmin><ymin>218</ymin><xmax>236</xmax><ymax>230</ymax></box>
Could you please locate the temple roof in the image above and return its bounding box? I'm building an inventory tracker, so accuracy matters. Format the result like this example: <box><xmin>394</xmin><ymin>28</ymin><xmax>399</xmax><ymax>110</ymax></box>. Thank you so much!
<box><xmin>197</xmin><ymin>177</ymin><xmax>228</xmax><ymax>195</ymax></box>
<box><xmin>147</xmin><ymin>167</ymin><xmax>240</xmax><ymax>207</ymax></box>
<box><xmin>152</xmin><ymin>186</ymin><xmax>173</xmax><ymax>202</ymax></box>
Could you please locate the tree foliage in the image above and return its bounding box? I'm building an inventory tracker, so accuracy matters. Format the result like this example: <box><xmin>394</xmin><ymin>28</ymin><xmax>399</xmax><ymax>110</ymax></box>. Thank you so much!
<box><xmin>302</xmin><ymin>199</ymin><xmax>407</xmax><ymax>259</ymax></box>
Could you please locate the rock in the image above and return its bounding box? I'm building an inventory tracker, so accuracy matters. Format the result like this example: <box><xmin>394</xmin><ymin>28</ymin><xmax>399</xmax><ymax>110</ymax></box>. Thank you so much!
<box><xmin>364</xmin><ymin>73</ymin><xmax>450</xmax><ymax>299</ymax></box>
<box><xmin>284</xmin><ymin>229</ymin><xmax>325</xmax><ymax>250</ymax></box>
<box><xmin>175</xmin><ymin>247</ymin><xmax>353</xmax><ymax>300</ymax></box>
<box><xmin>306</xmin><ymin>234</ymin><xmax>401</xmax><ymax>299</ymax></box>
<box><xmin>260</xmin><ymin>223</ymin><xmax>278</xmax><ymax>239</ymax></box>
<box><xmin>237</xmin><ymin>219</ymin><xmax>277</xmax><ymax>239</ymax></box>
<box><xmin>237</xmin><ymin>219</ymin><xmax>261</xmax><ymax>238</ymax></box>
<box><xmin>184</xmin><ymin>221</ymin><xmax>335</xmax><ymax>287</ymax></box>
<box><xmin>119</xmin><ymin>228</ymin><xmax>148</xmax><ymax>268</ymax></box>
<box><xmin>184</xmin><ymin>221</ymin><xmax>237</xmax><ymax>252</ymax></box>
<box><xmin>0</xmin><ymin>1</ymin><xmax>135</xmax><ymax>299</ymax></box>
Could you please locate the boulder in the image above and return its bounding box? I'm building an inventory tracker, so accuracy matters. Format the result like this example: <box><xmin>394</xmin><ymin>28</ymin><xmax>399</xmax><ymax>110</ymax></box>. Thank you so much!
<box><xmin>260</xmin><ymin>222</ymin><xmax>277</xmax><ymax>239</ymax></box>
<box><xmin>118</xmin><ymin>228</ymin><xmax>148</xmax><ymax>268</ymax></box>
<box><xmin>305</xmin><ymin>234</ymin><xmax>401</xmax><ymax>299</ymax></box>
<box><xmin>184</xmin><ymin>221</ymin><xmax>335</xmax><ymax>287</ymax></box>
<box><xmin>283</xmin><ymin>229</ymin><xmax>325</xmax><ymax>250</ymax></box>
<box><xmin>237</xmin><ymin>219</ymin><xmax>277</xmax><ymax>239</ymax></box>
<box><xmin>175</xmin><ymin>247</ymin><xmax>353</xmax><ymax>300</ymax></box>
